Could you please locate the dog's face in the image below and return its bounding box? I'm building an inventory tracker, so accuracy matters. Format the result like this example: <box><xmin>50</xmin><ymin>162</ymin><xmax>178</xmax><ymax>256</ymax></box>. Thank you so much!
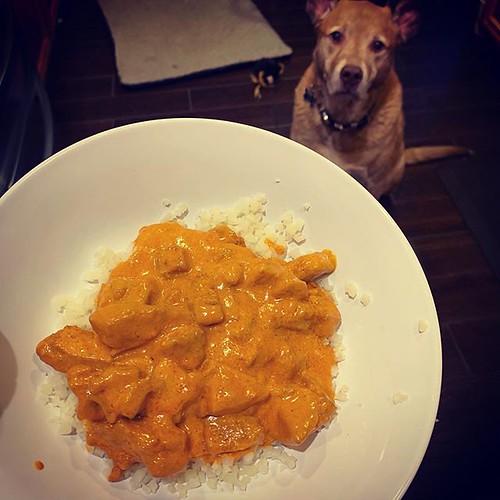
<box><xmin>311</xmin><ymin>0</ymin><xmax>407</xmax><ymax>100</ymax></box>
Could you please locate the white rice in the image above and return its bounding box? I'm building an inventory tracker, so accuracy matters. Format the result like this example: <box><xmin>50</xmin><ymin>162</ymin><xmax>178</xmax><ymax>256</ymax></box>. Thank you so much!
<box><xmin>192</xmin><ymin>193</ymin><xmax>306</xmax><ymax>258</ymax></box>
<box><xmin>39</xmin><ymin>193</ymin><xmax>345</xmax><ymax>497</ymax></box>
<box><xmin>391</xmin><ymin>391</ymin><xmax>409</xmax><ymax>405</ymax></box>
<box><xmin>343</xmin><ymin>281</ymin><xmax>373</xmax><ymax>308</ymax></box>
<box><xmin>344</xmin><ymin>281</ymin><xmax>358</xmax><ymax>299</ymax></box>
<box><xmin>417</xmin><ymin>319</ymin><xmax>429</xmax><ymax>333</ymax></box>
<box><xmin>359</xmin><ymin>293</ymin><xmax>372</xmax><ymax>307</ymax></box>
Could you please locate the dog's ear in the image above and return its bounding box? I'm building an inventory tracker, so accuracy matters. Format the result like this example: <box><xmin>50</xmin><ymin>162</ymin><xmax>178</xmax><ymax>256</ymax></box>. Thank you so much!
<box><xmin>306</xmin><ymin>0</ymin><xmax>340</xmax><ymax>25</ymax></box>
<box><xmin>392</xmin><ymin>0</ymin><xmax>420</xmax><ymax>42</ymax></box>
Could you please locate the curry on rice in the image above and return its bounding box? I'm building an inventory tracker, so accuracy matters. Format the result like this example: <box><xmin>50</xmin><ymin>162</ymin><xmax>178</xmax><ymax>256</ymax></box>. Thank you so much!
<box><xmin>36</xmin><ymin>221</ymin><xmax>341</xmax><ymax>482</ymax></box>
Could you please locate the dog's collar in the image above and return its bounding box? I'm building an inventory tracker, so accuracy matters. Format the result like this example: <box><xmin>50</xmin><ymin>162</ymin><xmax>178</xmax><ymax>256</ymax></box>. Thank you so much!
<box><xmin>303</xmin><ymin>87</ymin><xmax>370</xmax><ymax>132</ymax></box>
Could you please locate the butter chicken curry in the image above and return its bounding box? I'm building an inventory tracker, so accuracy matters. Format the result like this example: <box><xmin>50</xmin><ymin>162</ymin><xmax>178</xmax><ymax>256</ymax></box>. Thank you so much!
<box><xmin>36</xmin><ymin>222</ymin><xmax>341</xmax><ymax>481</ymax></box>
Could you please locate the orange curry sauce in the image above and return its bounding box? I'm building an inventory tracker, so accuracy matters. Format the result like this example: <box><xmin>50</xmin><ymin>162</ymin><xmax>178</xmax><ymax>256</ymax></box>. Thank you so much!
<box><xmin>36</xmin><ymin>222</ymin><xmax>341</xmax><ymax>481</ymax></box>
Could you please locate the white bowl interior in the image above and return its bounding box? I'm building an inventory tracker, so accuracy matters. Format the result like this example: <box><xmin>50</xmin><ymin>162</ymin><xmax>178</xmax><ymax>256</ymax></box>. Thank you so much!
<box><xmin>0</xmin><ymin>119</ymin><xmax>441</xmax><ymax>500</ymax></box>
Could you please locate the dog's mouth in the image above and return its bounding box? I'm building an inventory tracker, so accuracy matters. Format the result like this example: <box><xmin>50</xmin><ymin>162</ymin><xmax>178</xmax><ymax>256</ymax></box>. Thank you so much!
<box><xmin>325</xmin><ymin>79</ymin><xmax>361</xmax><ymax>99</ymax></box>
<box><xmin>323</xmin><ymin>72</ymin><xmax>362</xmax><ymax>99</ymax></box>
<box><xmin>335</xmin><ymin>88</ymin><xmax>359</xmax><ymax>97</ymax></box>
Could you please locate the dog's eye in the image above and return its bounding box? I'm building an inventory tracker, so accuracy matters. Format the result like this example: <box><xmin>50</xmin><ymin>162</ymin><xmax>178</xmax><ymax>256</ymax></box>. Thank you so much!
<box><xmin>371</xmin><ymin>40</ymin><xmax>386</xmax><ymax>52</ymax></box>
<box><xmin>330</xmin><ymin>31</ymin><xmax>342</xmax><ymax>43</ymax></box>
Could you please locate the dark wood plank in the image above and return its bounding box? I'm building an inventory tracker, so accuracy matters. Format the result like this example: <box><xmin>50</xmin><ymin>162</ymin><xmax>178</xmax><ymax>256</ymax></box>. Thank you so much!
<box><xmin>450</xmin><ymin>317</ymin><xmax>500</xmax><ymax>375</ymax></box>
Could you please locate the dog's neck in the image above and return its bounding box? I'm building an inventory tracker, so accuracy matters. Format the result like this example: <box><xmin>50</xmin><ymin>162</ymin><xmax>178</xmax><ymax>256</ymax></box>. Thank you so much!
<box><xmin>304</xmin><ymin>86</ymin><xmax>372</xmax><ymax>131</ymax></box>
<box><xmin>308</xmin><ymin>70</ymin><xmax>394</xmax><ymax>131</ymax></box>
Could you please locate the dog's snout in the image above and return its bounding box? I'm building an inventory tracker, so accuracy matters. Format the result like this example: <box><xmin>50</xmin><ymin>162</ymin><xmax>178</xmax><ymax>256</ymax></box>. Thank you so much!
<box><xmin>340</xmin><ymin>65</ymin><xmax>363</xmax><ymax>88</ymax></box>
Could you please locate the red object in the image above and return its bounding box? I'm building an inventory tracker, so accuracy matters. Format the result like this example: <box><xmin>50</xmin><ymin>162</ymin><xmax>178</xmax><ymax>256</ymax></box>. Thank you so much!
<box><xmin>479</xmin><ymin>0</ymin><xmax>500</xmax><ymax>44</ymax></box>
<box><xmin>9</xmin><ymin>0</ymin><xmax>59</xmax><ymax>79</ymax></box>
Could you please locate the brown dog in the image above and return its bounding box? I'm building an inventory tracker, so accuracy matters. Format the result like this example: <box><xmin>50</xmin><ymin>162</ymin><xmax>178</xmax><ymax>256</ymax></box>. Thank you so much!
<box><xmin>291</xmin><ymin>0</ymin><xmax>468</xmax><ymax>198</ymax></box>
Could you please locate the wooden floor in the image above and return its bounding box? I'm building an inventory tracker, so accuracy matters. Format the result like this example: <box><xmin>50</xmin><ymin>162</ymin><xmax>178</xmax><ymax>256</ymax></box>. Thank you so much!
<box><xmin>46</xmin><ymin>1</ymin><xmax>500</xmax><ymax>498</ymax></box>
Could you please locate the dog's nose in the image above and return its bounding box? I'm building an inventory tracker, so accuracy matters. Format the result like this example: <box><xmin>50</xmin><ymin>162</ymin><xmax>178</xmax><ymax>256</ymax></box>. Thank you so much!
<box><xmin>340</xmin><ymin>65</ymin><xmax>363</xmax><ymax>88</ymax></box>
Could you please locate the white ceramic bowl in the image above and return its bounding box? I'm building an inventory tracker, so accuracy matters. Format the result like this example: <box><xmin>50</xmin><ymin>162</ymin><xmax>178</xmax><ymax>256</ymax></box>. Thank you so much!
<box><xmin>0</xmin><ymin>118</ymin><xmax>441</xmax><ymax>499</ymax></box>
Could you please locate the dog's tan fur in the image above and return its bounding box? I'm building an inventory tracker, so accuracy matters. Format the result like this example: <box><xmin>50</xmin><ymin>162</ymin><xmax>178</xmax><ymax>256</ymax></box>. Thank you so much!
<box><xmin>291</xmin><ymin>0</ymin><xmax>468</xmax><ymax>198</ymax></box>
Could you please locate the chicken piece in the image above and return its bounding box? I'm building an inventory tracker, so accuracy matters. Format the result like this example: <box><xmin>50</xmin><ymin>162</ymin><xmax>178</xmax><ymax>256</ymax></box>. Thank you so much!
<box><xmin>89</xmin><ymin>302</ymin><xmax>167</xmax><ymax>350</ymax></box>
<box><xmin>271</xmin><ymin>272</ymin><xmax>309</xmax><ymax>299</ymax></box>
<box><xmin>269</xmin><ymin>285</ymin><xmax>340</xmax><ymax>337</ymax></box>
<box><xmin>269</xmin><ymin>298</ymin><xmax>315</xmax><ymax>331</ymax></box>
<box><xmin>86</xmin><ymin>416</ymin><xmax>189</xmax><ymax>479</ymax></box>
<box><xmin>203</xmin><ymin>414</ymin><xmax>265</xmax><ymax>456</ymax></box>
<box><xmin>308</xmin><ymin>283</ymin><xmax>342</xmax><ymax>337</ymax></box>
<box><xmin>256</xmin><ymin>385</ymin><xmax>334</xmax><ymax>446</ymax></box>
<box><xmin>149</xmin><ymin>358</ymin><xmax>202</xmax><ymax>422</ymax></box>
<box><xmin>151</xmin><ymin>325</ymin><xmax>206</xmax><ymax>370</ymax></box>
<box><xmin>287</xmin><ymin>249</ymin><xmax>337</xmax><ymax>282</ymax></box>
<box><xmin>36</xmin><ymin>325</ymin><xmax>112</xmax><ymax>373</ymax></box>
<box><xmin>154</xmin><ymin>244</ymin><xmax>191</xmax><ymax>276</ymax></box>
<box><xmin>190</xmin><ymin>282</ymin><xmax>224</xmax><ymax>326</ymax></box>
<box><xmin>253</xmin><ymin>340</ymin><xmax>305</xmax><ymax>380</ymax></box>
<box><xmin>216</xmin><ymin>260</ymin><xmax>245</xmax><ymax>287</ymax></box>
<box><xmin>207</xmin><ymin>225</ymin><xmax>246</xmax><ymax>246</ymax></box>
<box><xmin>205</xmin><ymin>328</ymin><xmax>260</xmax><ymax>370</ymax></box>
<box><xmin>179</xmin><ymin>412</ymin><xmax>207</xmax><ymax>458</ymax></box>
<box><xmin>198</xmin><ymin>364</ymin><xmax>269</xmax><ymax>417</ymax></box>
<box><xmin>290</xmin><ymin>333</ymin><xmax>337</xmax><ymax>399</ymax></box>
<box><xmin>113</xmin><ymin>350</ymin><xmax>155</xmax><ymax>377</ymax></box>
<box><xmin>96</xmin><ymin>276</ymin><xmax>161</xmax><ymax>308</ymax></box>
<box><xmin>245</xmin><ymin>259</ymin><xmax>284</xmax><ymax>286</ymax></box>
<box><xmin>133</xmin><ymin>222</ymin><xmax>177</xmax><ymax>247</ymax></box>
<box><xmin>67</xmin><ymin>364</ymin><xmax>152</xmax><ymax>423</ymax></box>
